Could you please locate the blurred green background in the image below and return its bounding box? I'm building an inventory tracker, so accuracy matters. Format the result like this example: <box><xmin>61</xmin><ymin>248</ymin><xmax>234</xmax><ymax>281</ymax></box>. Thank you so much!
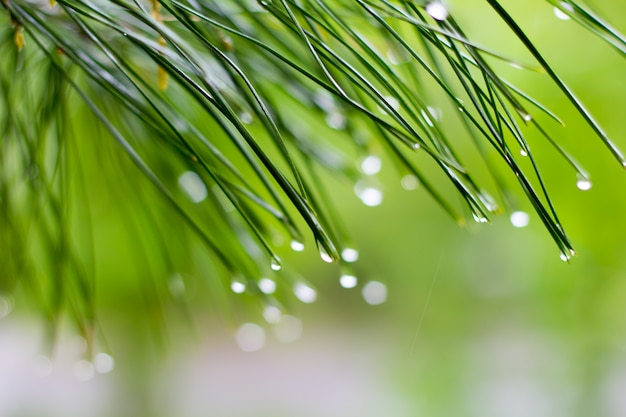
<box><xmin>2</xmin><ymin>1</ymin><xmax>626</xmax><ymax>416</ymax></box>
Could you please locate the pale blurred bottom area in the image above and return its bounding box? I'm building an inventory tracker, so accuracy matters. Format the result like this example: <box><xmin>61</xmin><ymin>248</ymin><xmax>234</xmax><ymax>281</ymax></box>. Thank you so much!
<box><xmin>1</xmin><ymin>314</ymin><xmax>626</xmax><ymax>417</ymax></box>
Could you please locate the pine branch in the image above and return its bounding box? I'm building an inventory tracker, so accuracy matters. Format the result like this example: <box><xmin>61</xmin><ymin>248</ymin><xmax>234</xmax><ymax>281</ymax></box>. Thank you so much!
<box><xmin>1</xmin><ymin>0</ymin><xmax>624</xmax><ymax>347</ymax></box>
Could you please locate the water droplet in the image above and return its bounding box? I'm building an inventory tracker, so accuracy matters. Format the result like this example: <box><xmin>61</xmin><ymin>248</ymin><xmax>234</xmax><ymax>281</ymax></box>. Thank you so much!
<box><xmin>354</xmin><ymin>181</ymin><xmax>383</xmax><ymax>207</ymax></box>
<box><xmin>472</xmin><ymin>213</ymin><xmax>489</xmax><ymax>223</ymax></box>
<box><xmin>263</xmin><ymin>305</ymin><xmax>282</xmax><ymax>324</ymax></box>
<box><xmin>428</xmin><ymin>106</ymin><xmax>442</xmax><ymax>121</ymax></box>
<box><xmin>358</xmin><ymin>188</ymin><xmax>383</xmax><ymax>206</ymax></box>
<box><xmin>386</xmin><ymin>48</ymin><xmax>409</xmax><ymax>65</ymax></box>
<box><xmin>290</xmin><ymin>239</ymin><xmax>305</xmax><ymax>252</ymax></box>
<box><xmin>360</xmin><ymin>155</ymin><xmax>382</xmax><ymax>176</ymax></box>
<box><xmin>258</xmin><ymin>277</ymin><xmax>276</xmax><ymax>294</ymax></box>
<box><xmin>341</xmin><ymin>248</ymin><xmax>359</xmax><ymax>263</ymax></box>
<box><xmin>520</xmin><ymin>149</ymin><xmax>528</xmax><ymax>157</ymax></box>
<box><xmin>313</xmin><ymin>89</ymin><xmax>337</xmax><ymax>112</ymax></box>
<box><xmin>94</xmin><ymin>353</ymin><xmax>114</xmax><ymax>374</ymax></box>
<box><xmin>386</xmin><ymin>96</ymin><xmax>400</xmax><ymax>110</ymax></box>
<box><xmin>411</xmin><ymin>142</ymin><xmax>421</xmax><ymax>150</ymax></box>
<box><xmin>378</xmin><ymin>96</ymin><xmax>400</xmax><ymax>115</ymax></box>
<box><xmin>293</xmin><ymin>283</ymin><xmax>317</xmax><ymax>303</ymax></box>
<box><xmin>326</xmin><ymin>111</ymin><xmax>347</xmax><ymax>130</ymax></box>
<box><xmin>426</xmin><ymin>2</ymin><xmax>448</xmax><ymax>21</ymax></box>
<box><xmin>510</xmin><ymin>211</ymin><xmax>530</xmax><ymax>228</ymax></box>
<box><xmin>576</xmin><ymin>177</ymin><xmax>592</xmax><ymax>191</ymax></box>
<box><xmin>239</xmin><ymin>112</ymin><xmax>253</xmax><ymax>124</ymax></box>
<box><xmin>231</xmin><ymin>280</ymin><xmax>246</xmax><ymax>294</ymax></box>
<box><xmin>401</xmin><ymin>174</ymin><xmax>419</xmax><ymax>190</ymax></box>
<box><xmin>362</xmin><ymin>281</ymin><xmax>387</xmax><ymax>305</ymax></box>
<box><xmin>0</xmin><ymin>294</ymin><xmax>13</xmax><ymax>319</ymax></box>
<box><xmin>168</xmin><ymin>273</ymin><xmax>186</xmax><ymax>297</ymax></box>
<box><xmin>178</xmin><ymin>171</ymin><xmax>208</xmax><ymax>203</ymax></box>
<box><xmin>319</xmin><ymin>245</ymin><xmax>335</xmax><ymax>263</ymax></box>
<box><xmin>522</xmin><ymin>113</ymin><xmax>532</xmax><ymax>122</ymax></box>
<box><xmin>559</xmin><ymin>252</ymin><xmax>569</xmax><ymax>262</ymax></box>
<box><xmin>274</xmin><ymin>315</ymin><xmax>302</xmax><ymax>343</ymax></box>
<box><xmin>420</xmin><ymin>109</ymin><xmax>435</xmax><ymax>127</ymax></box>
<box><xmin>554</xmin><ymin>2</ymin><xmax>573</xmax><ymax>20</ymax></box>
<box><xmin>340</xmin><ymin>274</ymin><xmax>358</xmax><ymax>289</ymax></box>
<box><xmin>219</xmin><ymin>35</ymin><xmax>233</xmax><ymax>52</ymax></box>
<box><xmin>74</xmin><ymin>360</ymin><xmax>95</xmax><ymax>381</ymax></box>
<box><xmin>235</xmin><ymin>323</ymin><xmax>265</xmax><ymax>352</ymax></box>
<box><xmin>270</xmin><ymin>256</ymin><xmax>282</xmax><ymax>271</ymax></box>
<box><xmin>479</xmin><ymin>192</ymin><xmax>498</xmax><ymax>212</ymax></box>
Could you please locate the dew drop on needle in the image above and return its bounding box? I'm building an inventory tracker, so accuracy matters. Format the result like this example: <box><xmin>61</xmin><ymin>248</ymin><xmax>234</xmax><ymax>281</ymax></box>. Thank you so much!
<box><xmin>426</xmin><ymin>2</ymin><xmax>449</xmax><ymax>21</ymax></box>
<box><xmin>270</xmin><ymin>257</ymin><xmax>282</xmax><ymax>271</ymax></box>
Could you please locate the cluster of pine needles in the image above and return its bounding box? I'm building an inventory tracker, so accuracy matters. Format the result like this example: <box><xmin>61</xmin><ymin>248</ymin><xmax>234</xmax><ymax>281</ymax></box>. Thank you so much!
<box><xmin>1</xmin><ymin>0</ymin><xmax>625</xmax><ymax>348</ymax></box>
